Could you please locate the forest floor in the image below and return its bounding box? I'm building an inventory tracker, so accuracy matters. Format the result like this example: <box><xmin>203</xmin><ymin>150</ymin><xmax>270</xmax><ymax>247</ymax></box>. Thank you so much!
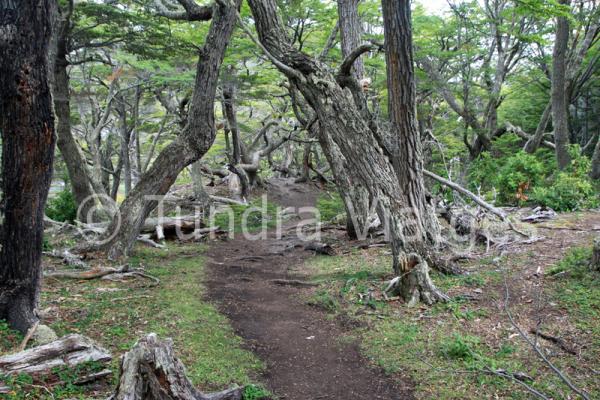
<box><xmin>204</xmin><ymin>178</ymin><xmax>412</xmax><ymax>399</ymax></box>
<box><xmin>1</xmin><ymin>179</ymin><xmax>599</xmax><ymax>399</ymax></box>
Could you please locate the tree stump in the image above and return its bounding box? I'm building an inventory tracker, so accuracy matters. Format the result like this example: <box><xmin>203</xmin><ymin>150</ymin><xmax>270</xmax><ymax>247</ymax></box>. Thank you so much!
<box><xmin>113</xmin><ymin>333</ymin><xmax>244</xmax><ymax>400</ymax></box>
<box><xmin>592</xmin><ymin>236</ymin><xmax>600</xmax><ymax>271</ymax></box>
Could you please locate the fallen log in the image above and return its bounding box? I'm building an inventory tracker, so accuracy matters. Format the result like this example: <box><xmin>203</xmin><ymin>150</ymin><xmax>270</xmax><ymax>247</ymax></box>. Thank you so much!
<box><xmin>424</xmin><ymin>170</ymin><xmax>529</xmax><ymax>237</ymax></box>
<box><xmin>43</xmin><ymin>249</ymin><xmax>88</xmax><ymax>269</ymax></box>
<box><xmin>44</xmin><ymin>265</ymin><xmax>129</xmax><ymax>280</ymax></box>
<box><xmin>0</xmin><ymin>334</ymin><xmax>111</xmax><ymax>376</ymax></box>
<box><xmin>209</xmin><ymin>195</ymin><xmax>247</xmax><ymax>206</ymax></box>
<box><xmin>112</xmin><ymin>333</ymin><xmax>244</xmax><ymax>400</ymax></box>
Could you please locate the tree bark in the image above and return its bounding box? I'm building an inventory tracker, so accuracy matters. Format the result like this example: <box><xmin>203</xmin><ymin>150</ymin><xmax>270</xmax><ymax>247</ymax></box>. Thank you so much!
<box><xmin>337</xmin><ymin>0</ymin><xmax>364</xmax><ymax>80</ymax></box>
<box><xmin>382</xmin><ymin>0</ymin><xmax>444</xmax><ymax>301</ymax></box>
<box><xmin>552</xmin><ymin>0</ymin><xmax>572</xmax><ymax>170</ymax></box>
<box><xmin>94</xmin><ymin>0</ymin><xmax>239</xmax><ymax>259</ymax></box>
<box><xmin>0</xmin><ymin>0</ymin><xmax>56</xmax><ymax>332</ymax></box>
<box><xmin>47</xmin><ymin>1</ymin><xmax>98</xmax><ymax>218</ymax></box>
<box><xmin>247</xmin><ymin>0</ymin><xmax>447</xmax><ymax>304</ymax></box>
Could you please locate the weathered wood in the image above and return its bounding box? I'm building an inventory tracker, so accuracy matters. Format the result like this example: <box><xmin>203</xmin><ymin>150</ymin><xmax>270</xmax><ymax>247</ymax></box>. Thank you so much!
<box><xmin>592</xmin><ymin>236</ymin><xmax>600</xmax><ymax>271</ymax></box>
<box><xmin>0</xmin><ymin>334</ymin><xmax>111</xmax><ymax>376</ymax></box>
<box><xmin>113</xmin><ymin>333</ymin><xmax>243</xmax><ymax>400</ymax></box>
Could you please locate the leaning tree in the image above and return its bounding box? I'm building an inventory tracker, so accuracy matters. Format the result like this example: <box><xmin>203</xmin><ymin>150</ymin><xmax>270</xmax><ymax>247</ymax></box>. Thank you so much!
<box><xmin>0</xmin><ymin>0</ymin><xmax>57</xmax><ymax>332</ymax></box>
<box><xmin>89</xmin><ymin>0</ymin><xmax>240</xmax><ymax>259</ymax></box>
<box><xmin>246</xmin><ymin>0</ymin><xmax>447</xmax><ymax>304</ymax></box>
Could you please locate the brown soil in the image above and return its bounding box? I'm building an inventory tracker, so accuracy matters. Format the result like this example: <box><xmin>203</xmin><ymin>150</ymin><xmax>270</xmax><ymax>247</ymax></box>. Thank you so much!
<box><xmin>204</xmin><ymin>178</ymin><xmax>413</xmax><ymax>400</ymax></box>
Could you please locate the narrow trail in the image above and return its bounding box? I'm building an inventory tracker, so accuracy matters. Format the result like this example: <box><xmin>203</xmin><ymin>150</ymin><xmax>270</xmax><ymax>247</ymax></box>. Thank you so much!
<box><xmin>204</xmin><ymin>178</ymin><xmax>413</xmax><ymax>400</ymax></box>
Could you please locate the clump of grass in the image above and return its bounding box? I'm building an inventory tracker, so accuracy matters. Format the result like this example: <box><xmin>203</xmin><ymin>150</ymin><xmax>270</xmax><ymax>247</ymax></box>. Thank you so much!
<box><xmin>308</xmin><ymin>290</ymin><xmax>340</xmax><ymax>312</ymax></box>
<box><xmin>242</xmin><ymin>384</ymin><xmax>272</xmax><ymax>400</ymax></box>
<box><xmin>316</xmin><ymin>191</ymin><xmax>345</xmax><ymax>222</ymax></box>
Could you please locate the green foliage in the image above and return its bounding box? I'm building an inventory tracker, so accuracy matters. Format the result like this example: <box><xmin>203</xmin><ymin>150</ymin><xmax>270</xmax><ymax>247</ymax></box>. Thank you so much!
<box><xmin>242</xmin><ymin>384</ymin><xmax>271</xmax><ymax>400</ymax></box>
<box><xmin>308</xmin><ymin>290</ymin><xmax>339</xmax><ymax>312</ymax></box>
<box><xmin>531</xmin><ymin>172</ymin><xmax>599</xmax><ymax>211</ymax></box>
<box><xmin>470</xmin><ymin>147</ymin><xmax>546</xmax><ymax>205</ymax></box>
<box><xmin>470</xmin><ymin>140</ymin><xmax>598</xmax><ymax>210</ymax></box>
<box><xmin>46</xmin><ymin>189</ymin><xmax>78</xmax><ymax>223</ymax></box>
<box><xmin>530</xmin><ymin>146</ymin><xmax>599</xmax><ymax>211</ymax></box>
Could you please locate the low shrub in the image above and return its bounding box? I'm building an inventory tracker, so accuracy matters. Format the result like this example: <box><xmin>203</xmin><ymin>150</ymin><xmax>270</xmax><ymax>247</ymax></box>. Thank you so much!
<box><xmin>46</xmin><ymin>189</ymin><xmax>78</xmax><ymax>223</ymax></box>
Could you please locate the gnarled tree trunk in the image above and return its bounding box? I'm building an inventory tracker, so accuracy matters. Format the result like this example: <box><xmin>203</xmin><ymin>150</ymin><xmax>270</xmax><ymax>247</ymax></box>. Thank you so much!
<box><xmin>247</xmin><ymin>0</ymin><xmax>447</xmax><ymax>304</ymax></box>
<box><xmin>0</xmin><ymin>0</ymin><xmax>56</xmax><ymax>332</ymax></box>
<box><xmin>93</xmin><ymin>0</ymin><xmax>239</xmax><ymax>259</ymax></box>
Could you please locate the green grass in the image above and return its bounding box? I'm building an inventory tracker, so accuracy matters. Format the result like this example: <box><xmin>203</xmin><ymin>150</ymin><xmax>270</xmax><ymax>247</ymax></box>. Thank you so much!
<box><xmin>303</xmin><ymin>246</ymin><xmax>600</xmax><ymax>399</ymax></box>
<box><xmin>547</xmin><ymin>246</ymin><xmax>600</xmax><ymax>351</ymax></box>
<box><xmin>316</xmin><ymin>190</ymin><xmax>345</xmax><ymax>222</ymax></box>
<box><xmin>1</xmin><ymin>243</ymin><xmax>266</xmax><ymax>399</ymax></box>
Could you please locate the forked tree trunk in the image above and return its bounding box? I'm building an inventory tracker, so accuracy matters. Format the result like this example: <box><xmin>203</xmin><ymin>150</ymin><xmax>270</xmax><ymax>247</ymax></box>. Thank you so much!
<box><xmin>113</xmin><ymin>334</ymin><xmax>243</xmax><ymax>400</ymax></box>
<box><xmin>247</xmin><ymin>0</ymin><xmax>447</xmax><ymax>304</ymax></box>
<box><xmin>0</xmin><ymin>0</ymin><xmax>56</xmax><ymax>332</ymax></box>
<box><xmin>552</xmin><ymin>0</ymin><xmax>572</xmax><ymax>170</ymax></box>
<box><xmin>92</xmin><ymin>1</ymin><xmax>239</xmax><ymax>259</ymax></box>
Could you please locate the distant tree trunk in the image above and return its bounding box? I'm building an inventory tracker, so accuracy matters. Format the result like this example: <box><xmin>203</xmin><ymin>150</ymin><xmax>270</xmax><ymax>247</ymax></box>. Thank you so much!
<box><xmin>330</xmin><ymin>0</ymin><xmax>371</xmax><ymax>238</ymax></box>
<box><xmin>524</xmin><ymin>101</ymin><xmax>552</xmax><ymax>153</ymax></box>
<box><xmin>93</xmin><ymin>1</ymin><xmax>239</xmax><ymax>259</ymax></box>
<box><xmin>248</xmin><ymin>0</ymin><xmax>447</xmax><ymax>304</ymax></box>
<box><xmin>337</xmin><ymin>0</ymin><xmax>364</xmax><ymax>80</ymax></box>
<box><xmin>116</xmin><ymin>95</ymin><xmax>133</xmax><ymax>196</ymax></box>
<box><xmin>552</xmin><ymin>0</ymin><xmax>572</xmax><ymax>170</ymax></box>
<box><xmin>48</xmin><ymin>0</ymin><xmax>96</xmax><ymax>217</ymax></box>
<box><xmin>591</xmin><ymin>134</ymin><xmax>600</xmax><ymax>180</ymax></box>
<box><xmin>0</xmin><ymin>0</ymin><xmax>56</xmax><ymax>332</ymax></box>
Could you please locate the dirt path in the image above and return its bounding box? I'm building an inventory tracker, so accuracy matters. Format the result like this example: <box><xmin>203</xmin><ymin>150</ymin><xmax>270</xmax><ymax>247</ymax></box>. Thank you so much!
<box><xmin>204</xmin><ymin>179</ymin><xmax>412</xmax><ymax>400</ymax></box>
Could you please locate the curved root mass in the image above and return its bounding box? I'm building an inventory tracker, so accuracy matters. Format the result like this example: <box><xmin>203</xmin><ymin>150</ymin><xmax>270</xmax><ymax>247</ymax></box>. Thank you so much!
<box><xmin>386</xmin><ymin>254</ymin><xmax>450</xmax><ymax>306</ymax></box>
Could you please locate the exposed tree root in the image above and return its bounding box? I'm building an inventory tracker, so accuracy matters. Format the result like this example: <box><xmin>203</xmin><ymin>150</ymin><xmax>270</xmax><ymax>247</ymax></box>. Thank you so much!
<box><xmin>385</xmin><ymin>254</ymin><xmax>450</xmax><ymax>306</ymax></box>
<box><xmin>270</xmin><ymin>279</ymin><xmax>319</xmax><ymax>287</ymax></box>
